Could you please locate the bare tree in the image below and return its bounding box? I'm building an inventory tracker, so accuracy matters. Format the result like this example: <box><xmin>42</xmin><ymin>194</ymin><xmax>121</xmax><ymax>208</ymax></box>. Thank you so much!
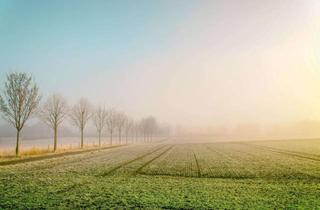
<box><xmin>146</xmin><ymin>116</ymin><xmax>157</xmax><ymax>142</ymax></box>
<box><xmin>105</xmin><ymin>108</ymin><xmax>116</xmax><ymax>145</ymax></box>
<box><xmin>39</xmin><ymin>94</ymin><xmax>68</xmax><ymax>152</ymax></box>
<box><xmin>92</xmin><ymin>106</ymin><xmax>107</xmax><ymax>147</ymax></box>
<box><xmin>0</xmin><ymin>72</ymin><xmax>41</xmax><ymax>156</ymax></box>
<box><xmin>140</xmin><ymin>118</ymin><xmax>148</xmax><ymax>142</ymax></box>
<box><xmin>70</xmin><ymin>98</ymin><xmax>91</xmax><ymax>148</ymax></box>
<box><xmin>115</xmin><ymin>112</ymin><xmax>127</xmax><ymax>144</ymax></box>
<box><xmin>124</xmin><ymin>118</ymin><xmax>134</xmax><ymax>144</ymax></box>
<box><xmin>140</xmin><ymin>116</ymin><xmax>158</xmax><ymax>143</ymax></box>
<box><xmin>133</xmin><ymin>121</ymin><xmax>141</xmax><ymax>143</ymax></box>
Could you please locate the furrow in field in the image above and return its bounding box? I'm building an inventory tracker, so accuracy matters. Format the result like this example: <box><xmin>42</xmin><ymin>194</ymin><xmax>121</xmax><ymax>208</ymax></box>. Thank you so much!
<box><xmin>242</xmin><ymin>143</ymin><xmax>320</xmax><ymax>162</ymax></box>
<box><xmin>1</xmin><ymin>144</ymin><xmax>160</xmax><ymax>177</ymax></box>
<box><xmin>3</xmin><ymin>144</ymin><xmax>132</xmax><ymax>173</ymax></box>
<box><xmin>99</xmin><ymin>144</ymin><xmax>168</xmax><ymax>176</ymax></box>
<box><xmin>139</xmin><ymin>144</ymin><xmax>198</xmax><ymax>177</ymax></box>
<box><xmin>114</xmin><ymin>145</ymin><xmax>174</xmax><ymax>175</ymax></box>
<box><xmin>193</xmin><ymin>152</ymin><xmax>201</xmax><ymax>177</ymax></box>
<box><xmin>219</xmin><ymin>143</ymin><xmax>320</xmax><ymax>179</ymax></box>
<box><xmin>247</xmin><ymin>139</ymin><xmax>320</xmax><ymax>157</ymax></box>
<box><xmin>201</xmin><ymin>144</ymin><xmax>256</xmax><ymax>178</ymax></box>
<box><xmin>72</xmin><ymin>144</ymin><xmax>166</xmax><ymax>176</ymax></box>
<box><xmin>135</xmin><ymin>145</ymin><xmax>174</xmax><ymax>174</ymax></box>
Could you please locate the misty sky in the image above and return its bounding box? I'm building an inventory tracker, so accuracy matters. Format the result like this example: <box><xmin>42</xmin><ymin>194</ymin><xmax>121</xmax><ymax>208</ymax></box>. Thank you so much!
<box><xmin>1</xmin><ymin>0</ymin><xmax>320</xmax><ymax>127</ymax></box>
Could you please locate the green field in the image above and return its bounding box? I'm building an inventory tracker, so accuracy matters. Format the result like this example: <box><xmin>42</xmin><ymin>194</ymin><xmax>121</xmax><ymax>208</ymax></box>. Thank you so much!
<box><xmin>0</xmin><ymin>139</ymin><xmax>319</xmax><ymax>209</ymax></box>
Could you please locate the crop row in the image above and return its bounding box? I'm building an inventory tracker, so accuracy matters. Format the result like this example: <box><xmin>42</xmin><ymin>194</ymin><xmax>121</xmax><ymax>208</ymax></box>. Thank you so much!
<box><xmin>249</xmin><ymin>139</ymin><xmax>320</xmax><ymax>157</ymax></box>
<box><xmin>139</xmin><ymin>144</ymin><xmax>199</xmax><ymax>177</ymax></box>
<box><xmin>1</xmin><ymin>141</ymin><xmax>319</xmax><ymax>180</ymax></box>
<box><xmin>204</xmin><ymin>143</ymin><xmax>320</xmax><ymax>179</ymax></box>
<box><xmin>136</xmin><ymin>142</ymin><xmax>320</xmax><ymax>179</ymax></box>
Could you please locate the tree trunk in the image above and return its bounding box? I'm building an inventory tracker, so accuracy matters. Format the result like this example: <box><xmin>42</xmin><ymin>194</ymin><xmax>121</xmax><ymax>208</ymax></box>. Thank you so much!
<box><xmin>126</xmin><ymin>132</ymin><xmax>128</xmax><ymax>144</ymax></box>
<box><xmin>54</xmin><ymin>125</ymin><xmax>58</xmax><ymax>152</ymax></box>
<box><xmin>16</xmin><ymin>129</ymin><xmax>20</xmax><ymax>156</ymax></box>
<box><xmin>81</xmin><ymin>129</ymin><xmax>84</xmax><ymax>148</ymax></box>
<box><xmin>119</xmin><ymin>129</ymin><xmax>121</xmax><ymax>144</ymax></box>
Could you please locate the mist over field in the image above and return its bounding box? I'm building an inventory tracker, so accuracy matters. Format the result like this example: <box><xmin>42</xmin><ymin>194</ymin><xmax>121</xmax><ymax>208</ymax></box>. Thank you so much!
<box><xmin>0</xmin><ymin>1</ymin><xmax>320</xmax><ymax>209</ymax></box>
<box><xmin>1</xmin><ymin>0</ymin><xmax>320</xmax><ymax>142</ymax></box>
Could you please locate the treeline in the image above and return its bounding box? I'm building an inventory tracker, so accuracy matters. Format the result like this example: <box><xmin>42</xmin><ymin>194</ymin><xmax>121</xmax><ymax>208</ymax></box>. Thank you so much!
<box><xmin>0</xmin><ymin>72</ymin><xmax>169</xmax><ymax>156</ymax></box>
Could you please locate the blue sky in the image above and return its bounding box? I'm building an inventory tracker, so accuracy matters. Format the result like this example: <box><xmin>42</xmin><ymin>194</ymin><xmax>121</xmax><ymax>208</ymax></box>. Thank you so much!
<box><xmin>1</xmin><ymin>0</ymin><xmax>320</xmax><ymax>126</ymax></box>
<box><xmin>0</xmin><ymin>0</ymin><xmax>194</xmax><ymax>91</ymax></box>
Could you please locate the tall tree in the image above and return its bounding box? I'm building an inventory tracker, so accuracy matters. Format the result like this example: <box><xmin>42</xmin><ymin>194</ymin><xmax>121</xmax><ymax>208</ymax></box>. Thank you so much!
<box><xmin>92</xmin><ymin>106</ymin><xmax>107</xmax><ymax>147</ymax></box>
<box><xmin>133</xmin><ymin>121</ymin><xmax>141</xmax><ymax>143</ymax></box>
<box><xmin>39</xmin><ymin>94</ymin><xmax>68</xmax><ymax>152</ymax></box>
<box><xmin>115</xmin><ymin>112</ymin><xmax>127</xmax><ymax>144</ymax></box>
<box><xmin>140</xmin><ymin>118</ymin><xmax>148</xmax><ymax>142</ymax></box>
<box><xmin>140</xmin><ymin>116</ymin><xmax>158</xmax><ymax>142</ymax></box>
<box><xmin>0</xmin><ymin>72</ymin><xmax>41</xmax><ymax>156</ymax></box>
<box><xmin>145</xmin><ymin>116</ymin><xmax>157</xmax><ymax>142</ymax></box>
<box><xmin>124</xmin><ymin>118</ymin><xmax>133</xmax><ymax>144</ymax></box>
<box><xmin>70</xmin><ymin>98</ymin><xmax>91</xmax><ymax>148</ymax></box>
<box><xmin>105</xmin><ymin>108</ymin><xmax>116</xmax><ymax>145</ymax></box>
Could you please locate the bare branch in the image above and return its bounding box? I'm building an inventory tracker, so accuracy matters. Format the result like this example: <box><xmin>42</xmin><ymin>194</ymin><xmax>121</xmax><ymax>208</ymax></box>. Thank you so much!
<box><xmin>39</xmin><ymin>94</ymin><xmax>68</xmax><ymax>129</ymax></box>
<box><xmin>105</xmin><ymin>108</ymin><xmax>117</xmax><ymax>136</ymax></box>
<box><xmin>0</xmin><ymin>72</ymin><xmax>41</xmax><ymax>155</ymax></box>
<box><xmin>70</xmin><ymin>98</ymin><xmax>91</xmax><ymax>131</ymax></box>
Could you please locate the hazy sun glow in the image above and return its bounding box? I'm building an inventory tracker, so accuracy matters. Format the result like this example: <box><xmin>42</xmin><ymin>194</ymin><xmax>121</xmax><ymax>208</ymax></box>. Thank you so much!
<box><xmin>1</xmin><ymin>0</ymin><xmax>320</xmax><ymax>139</ymax></box>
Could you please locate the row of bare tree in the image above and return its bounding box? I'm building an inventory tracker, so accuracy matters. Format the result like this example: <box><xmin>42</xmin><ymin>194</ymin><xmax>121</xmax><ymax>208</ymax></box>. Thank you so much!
<box><xmin>0</xmin><ymin>72</ymin><xmax>163</xmax><ymax>156</ymax></box>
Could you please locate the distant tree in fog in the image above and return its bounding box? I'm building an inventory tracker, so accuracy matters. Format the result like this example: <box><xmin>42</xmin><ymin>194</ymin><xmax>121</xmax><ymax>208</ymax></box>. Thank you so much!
<box><xmin>105</xmin><ymin>108</ymin><xmax>116</xmax><ymax>145</ymax></box>
<box><xmin>124</xmin><ymin>118</ymin><xmax>134</xmax><ymax>144</ymax></box>
<box><xmin>140</xmin><ymin>116</ymin><xmax>158</xmax><ymax>142</ymax></box>
<box><xmin>92</xmin><ymin>106</ymin><xmax>107</xmax><ymax>147</ymax></box>
<box><xmin>115</xmin><ymin>112</ymin><xmax>127</xmax><ymax>144</ymax></box>
<box><xmin>39</xmin><ymin>94</ymin><xmax>68</xmax><ymax>152</ymax></box>
<box><xmin>0</xmin><ymin>72</ymin><xmax>41</xmax><ymax>156</ymax></box>
<box><xmin>146</xmin><ymin>116</ymin><xmax>157</xmax><ymax>142</ymax></box>
<box><xmin>70</xmin><ymin>98</ymin><xmax>91</xmax><ymax>148</ymax></box>
<box><xmin>140</xmin><ymin>118</ymin><xmax>148</xmax><ymax>142</ymax></box>
<box><xmin>132</xmin><ymin>121</ymin><xmax>141</xmax><ymax>143</ymax></box>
